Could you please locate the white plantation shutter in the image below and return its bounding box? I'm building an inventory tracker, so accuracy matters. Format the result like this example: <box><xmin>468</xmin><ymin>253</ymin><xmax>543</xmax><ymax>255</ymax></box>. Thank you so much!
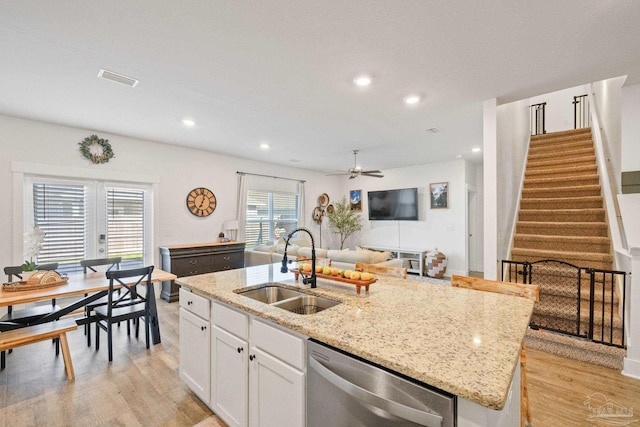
<box><xmin>32</xmin><ymin>183</ymin><xmax>87</xmax><ymax>268</ymax></box>
<box><xmin>106</xmin><ymin>187</ymin><xmax>145</xmax><ymax>267</ymax></box>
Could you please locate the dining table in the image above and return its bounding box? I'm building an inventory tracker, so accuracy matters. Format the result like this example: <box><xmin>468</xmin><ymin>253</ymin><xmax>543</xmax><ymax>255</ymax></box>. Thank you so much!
<box><xmin>0</xmin><ymin>268</ymin><xmax>176</xmax><ymax>345</ymax></box>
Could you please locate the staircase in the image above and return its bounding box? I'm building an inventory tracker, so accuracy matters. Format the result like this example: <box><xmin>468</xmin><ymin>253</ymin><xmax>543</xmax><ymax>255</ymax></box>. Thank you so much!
<box><xmin>510</xmin><ymin>128</ymin><xmax>625</xmax><ymax>369</ymax></box>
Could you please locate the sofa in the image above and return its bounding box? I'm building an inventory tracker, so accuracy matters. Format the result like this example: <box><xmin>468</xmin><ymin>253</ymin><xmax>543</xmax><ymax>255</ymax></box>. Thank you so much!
<box><xmin>244</xmin><ymin>239</ymin><xmax>403</xmax><ymax>271</ymax></box>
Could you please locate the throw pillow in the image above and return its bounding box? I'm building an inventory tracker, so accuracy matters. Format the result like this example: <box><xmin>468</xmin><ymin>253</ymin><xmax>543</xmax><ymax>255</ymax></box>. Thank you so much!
<box><xmin>356</xmin><ymin>246</ymin><xmax>393</xmax><ymax>263</ymax></box>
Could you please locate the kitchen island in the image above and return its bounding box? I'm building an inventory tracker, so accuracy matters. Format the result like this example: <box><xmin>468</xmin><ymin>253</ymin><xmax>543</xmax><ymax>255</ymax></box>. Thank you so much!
<box><xmin>177</xmin><ymin>263</ymin><xmax>534</xmax><ymax>426</ymax></box>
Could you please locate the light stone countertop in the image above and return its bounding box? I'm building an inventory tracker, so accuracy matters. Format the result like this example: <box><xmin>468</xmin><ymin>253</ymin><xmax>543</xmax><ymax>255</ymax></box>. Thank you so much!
<box><xmin>176</xmin><ymin>263</ymin><xmax>534</xmax><ymax>410</ymax></box>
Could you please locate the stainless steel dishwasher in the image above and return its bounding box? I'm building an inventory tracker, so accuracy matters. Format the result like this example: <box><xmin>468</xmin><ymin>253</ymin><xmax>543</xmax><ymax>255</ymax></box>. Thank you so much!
<box><xmin>307</xmin><ymin>340</ymin><xmax>455</xmax><ymax>427</ymax></box>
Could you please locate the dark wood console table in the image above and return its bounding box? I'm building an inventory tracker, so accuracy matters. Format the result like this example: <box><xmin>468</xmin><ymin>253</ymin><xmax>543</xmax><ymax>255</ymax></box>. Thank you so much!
<box><xmin>159</xmin><ymin>241</ymin><xmax>245</xmax><ymax>302</ymax></box>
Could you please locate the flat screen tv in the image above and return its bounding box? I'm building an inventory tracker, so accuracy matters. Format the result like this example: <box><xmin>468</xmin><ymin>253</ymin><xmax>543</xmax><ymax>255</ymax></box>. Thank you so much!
<box><xmin>367</xmin><ymin>188</ymin><xmax>418</xmax><ymax>221</ymax></box>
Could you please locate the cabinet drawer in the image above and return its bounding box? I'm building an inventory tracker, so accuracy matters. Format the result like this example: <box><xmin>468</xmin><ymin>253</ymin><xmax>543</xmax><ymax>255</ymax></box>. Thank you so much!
<box><xmin>211</xmin><ymin>252</ymin><xmax>244</xmax><ymax>271</ymax></box>
<box><xmin>212</xmin><ymin>301</ymin><xmax>248</xmax><ymax>340</ymax></box>
<box><xmin>172</xmin><ymin>255</ymin><xmax>214</xmax><ymax>277</ymax></box>
<box><xmin>251</xmin><ymin>318</ymin><xmax>305</xmax><ymax>370</ymax></box>
<box><xmin>179</xmin><ymin>287</ymin><xmax>210</xmax><ymax>320</ymax></box>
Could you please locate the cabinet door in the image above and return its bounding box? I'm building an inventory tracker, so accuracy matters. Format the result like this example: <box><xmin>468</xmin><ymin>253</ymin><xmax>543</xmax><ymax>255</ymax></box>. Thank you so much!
<box><xmin>211</xmin><ymin>326</ymin><xmax>248</xmax><ymax>427</ymax></box>
<box><xmin>179</xmin><ymin>308</ymin><xmax>210</xmax><ymax>404</ymax></box>
<box><xmin>249</xmin><ymin>347</ymin><xmax>304</xmax><ymax>427</ymax></box>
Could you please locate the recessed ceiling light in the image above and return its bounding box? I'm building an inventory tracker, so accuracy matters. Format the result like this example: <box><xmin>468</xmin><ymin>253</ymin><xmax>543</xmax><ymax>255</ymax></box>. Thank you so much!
<box><xmin>404</xmin><ymin>94</ymin><xmax>422</xmax><ymax>105</ymax></box>
<box><xmin>182</xmin><ymin>119</ymin><xmax>195</xmax><ymax>127</ymax></box>
<box><xmin>472</xmin><ymin>147</ymin><xmax>481</xmax><ymax>153</ymax></box>
<box><xmin>426</xmin><ymin>127</ymin><xmax>440</xmax><ymax>133</ymax></box>
<box><xmin>353</xmin><ymin>74</ymin><xmax>372</xmax><ymax>87</ymax></box>
<box><xmin>456</xmin><ymin>154</ymin><xmax>463</xmax><ymax>159</ymax></box>
<box><xmin>260</xmin><ymin>143</ymin><xmax>270</xmax><ymax>150</ymax></box>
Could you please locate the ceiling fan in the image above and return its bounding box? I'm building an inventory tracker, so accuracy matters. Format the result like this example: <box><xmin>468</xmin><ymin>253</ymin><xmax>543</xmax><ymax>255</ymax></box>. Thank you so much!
<box><xmin>329</xmin><ymin>150</ymin><xmax>384</xmax><ymax>179</ymax></box>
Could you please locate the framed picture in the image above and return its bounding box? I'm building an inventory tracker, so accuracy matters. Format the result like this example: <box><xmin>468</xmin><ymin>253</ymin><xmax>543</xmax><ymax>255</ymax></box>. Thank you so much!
<box><xmin>430</xmin><ymin>182</ymin><xmax>448</xmax><ymax>209</ymax></box>
<box><xmin>350</xmin><ymin>189</ymin><xmax>362</xmax><ymax>211</ymax></box>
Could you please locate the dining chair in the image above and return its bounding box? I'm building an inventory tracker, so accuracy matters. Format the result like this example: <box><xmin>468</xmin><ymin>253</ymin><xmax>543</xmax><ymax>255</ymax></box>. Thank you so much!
<box><xmin>1</xmin><ymin>265</ymin><xmax>62</xmax><ymax>369</ymax></box>
<box><xmin>451</xmin><ymin>275</ymin><xmax>539</xmax><ymax>427</ymax></box>
<box><xmin>34</xmin><ymin>263</ymin><xmax>59</xmax><ymax>271</ymax></box>
<box><xmin>80</xmin><ymin>257</ymin><xmax>122</xmax><ymax>346</ymax></box>
<box><xmin>94</xmin><ymin>265</ymin><xmax>154</xmax><ymax>362</ymax></box>
<box><xmin>354</xmin><ymin>262</ymin><xmax>408</xmax><ymax>279</ymax></box>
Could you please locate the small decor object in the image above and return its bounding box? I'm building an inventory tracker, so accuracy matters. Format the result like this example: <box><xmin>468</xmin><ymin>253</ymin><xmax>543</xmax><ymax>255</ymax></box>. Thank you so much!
<box><xmin>79</xmin><ymin>134</ymin><xmax>115</xmax><ymax>164</ymax></box>
<box><xmin>186</xmin><ymin>187</ymin><xmax>217</xmax><ymax>217</ymax></box>
<box><xmin>318</xmin><ymin>193</ymin><xmax>330</xmax><ymax>207</ymax></box>
<box><xmin>327</xmin><ymin>196</ymin><xmax>363</xmax><ymax>249</ymax></box>
<box><xmin>3</xmin><ymin>270</ymin><xmax>68</xmax><ymax>292</ymax></box>
<box><xmin>22</xmin><ymin>225</ymin><xmax>45</xmax><ymax>274</ymax></box>
<box><xmin>350</xmin><ymin>190</ymin><xmax>362</xmax><ymax>211</ymax></box>
<box><xmin>430</xmin><ymin>182</ymin><xmax>448</xmax><ymax>209</ymax></box>
<box><xmin>217</xmin><ymin>232</ymin><xmax>230</xmax><ymax>243</ymax></box>
<box><xmin>326</xmin><ymin>204</ymin><xmax>334</xmax><ymax>214</ymax></box>
<box><xmin>312</xmin><ymin>206</ymin><xmax>323</xmax><ymax>224</ymax></box>
<box><xmin>426</xmin><ymin>249</ymin><xmax>447</xmax><ymax>278</ymax></box>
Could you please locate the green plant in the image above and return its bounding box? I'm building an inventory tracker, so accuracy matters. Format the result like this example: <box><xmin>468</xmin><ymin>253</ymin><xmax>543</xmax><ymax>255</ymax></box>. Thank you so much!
<box><xmin>21</xmin><ymin>259</ymin><xmax>37</xmax><ymax>272</ymax></box>
<box><xmin>326</xmin><ymin>197</ymin><xmax>363</xmax><ymax>250</ymax></box>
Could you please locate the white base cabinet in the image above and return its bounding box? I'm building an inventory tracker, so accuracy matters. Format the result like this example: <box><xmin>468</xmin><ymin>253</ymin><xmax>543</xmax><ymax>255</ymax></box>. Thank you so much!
<box><xmin>179</xmin><ymin>288</ymin><xmax>211</xmax><ymax>405</ymax></box>
<box><xmin>211</xmin><ymin>325</ymin><xmax>248</xmax><ymax>427</ymax></box>
<box><xmin>211</xmin><ymin>300</ymin><xmax>305</xmax><ymax>427</ymax></box>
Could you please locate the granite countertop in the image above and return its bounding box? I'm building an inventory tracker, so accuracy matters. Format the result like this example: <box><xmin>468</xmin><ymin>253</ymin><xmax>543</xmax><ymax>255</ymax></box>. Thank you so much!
<box><xmin>176</xmin><ymin>263</ymin><xmax>534</xmax><ymax>410</ymax></box>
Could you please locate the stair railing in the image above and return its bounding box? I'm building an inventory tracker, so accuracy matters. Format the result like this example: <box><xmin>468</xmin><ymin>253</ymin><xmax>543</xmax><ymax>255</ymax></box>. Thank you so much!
<box><xmin>573</xmin><ymin>94</ymin><xmax>590</xmax><ymax>129</ymax></box>
<box><xmin>586</xmin><ymin>85</ymin><xmax>627</xmax><ymax>270</ymax></box>
<box><xmin>529</xmin><ymin>102</ymin><xmax>546</xmax><ymax>136</ymax></box>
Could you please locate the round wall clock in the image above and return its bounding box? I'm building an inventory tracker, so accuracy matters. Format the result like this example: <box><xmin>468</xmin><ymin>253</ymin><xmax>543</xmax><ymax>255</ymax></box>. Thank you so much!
<box><xmin>186</xmin><ymin>187</ymin><xmax>216</xmax><ymax>217</ymax></box>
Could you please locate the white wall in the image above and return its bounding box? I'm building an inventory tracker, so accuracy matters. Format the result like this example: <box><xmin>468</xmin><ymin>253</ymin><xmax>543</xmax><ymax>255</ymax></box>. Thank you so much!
<box><xmin>332</xmin><ymin>159</ymin><xmax>469</xmax><ymax>277</ymax></box>
<box><xmin>496</xmin><ymin>99</ymin><xmax>530</xmax><ymax>263</ymax></box>
<box><xmin>622</xmin><ymin>83</ymin><xmax>640</xmax><ymax>173</ymax></box>
<box><xmin>483</xmin><ymin>99</ymin><xmax>498</xmax><ymax>279</ymax></box>
<box><xmin>591</xmin><ymin>76</ymin><xmax>625</xmax><ymax>193</ymax></box>
<box><xmin>0</xmin><ymin>114</ymin><xmax>340</xmax><ymax>268</ymax></box>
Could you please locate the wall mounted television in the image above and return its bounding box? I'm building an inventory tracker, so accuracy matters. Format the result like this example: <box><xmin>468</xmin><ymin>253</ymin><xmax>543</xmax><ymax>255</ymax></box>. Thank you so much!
<box><xmin>367</xmin><ymin>188</ymin><xmax>419</xmax><ymax>221</ymax></box>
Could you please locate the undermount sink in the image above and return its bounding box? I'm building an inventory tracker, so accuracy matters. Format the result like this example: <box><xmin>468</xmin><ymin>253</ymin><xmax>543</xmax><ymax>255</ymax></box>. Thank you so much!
<box><xmin>238</xmin><ymin>284</ymin><xmax>303</xmax><ymax>304</ymax></box>
<box><xmin>272</xmin><ymin>295</ymin><xmax>341</xmax><ymax>315</ymax></box>
<box><xmin>236</xmin><ymin>283</ymin><xmax>341</xmax><ymax>315</ymax></box>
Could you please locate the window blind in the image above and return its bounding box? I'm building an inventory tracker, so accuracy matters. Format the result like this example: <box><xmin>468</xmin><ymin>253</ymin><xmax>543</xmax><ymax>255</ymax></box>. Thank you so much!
<box><xmin>106</xmin><ymin>187</ymin><xmax>145</xmax><ymax>267</ymax></box>
<box><xmin>245</xmin><ymin>190</ymin><xmax>298</xmax><ymax>247</ymax></box>
<box><xmin>32</xmin><ymin>183</ymin><xmax>86</xmax><ymax>268</ymax></box>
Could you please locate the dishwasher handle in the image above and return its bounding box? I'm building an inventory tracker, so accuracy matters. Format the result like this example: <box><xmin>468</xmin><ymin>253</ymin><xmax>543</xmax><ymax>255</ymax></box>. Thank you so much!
<box><xmin>309</xmin><ymin>356</ymin><xmax>444</xmax><ymax>427</ymax></box>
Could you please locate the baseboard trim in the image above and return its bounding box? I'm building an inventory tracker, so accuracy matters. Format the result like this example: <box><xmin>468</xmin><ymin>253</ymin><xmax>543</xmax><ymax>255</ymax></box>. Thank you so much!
<box><xmin>622</xmin><ymin>357</ymin><xmax>640</xmax><ymax>379</ymax></box>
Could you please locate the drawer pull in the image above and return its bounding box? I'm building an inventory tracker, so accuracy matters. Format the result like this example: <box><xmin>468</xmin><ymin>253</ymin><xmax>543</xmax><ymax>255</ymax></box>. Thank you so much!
<box><xmin>237</xmin><ymin>347</ymin><xmax>243</xmax><ymax>353</ymax></box>
<box><xmin>187</xmin><ymin>301</ymin><xmax>193</xmax><ymax>305</ymax></box>
<box><xmin>223</xmin><ymin>256</ymin><xmax>230</xmax><ymax>260</ymax></box>
<box><xmin>201</xmin><ymin>325</ymin><xmax>207</xmax><ymax>331</ymax></box>
<box><xmin>249</xmin><ymin>354</ymin><xmax>256</xmax><ymax>361</ymax></box>
<box><xmin>223</xmin><ymin>265</ymin><xmax>231</xmax><ymax>270</ymax></box>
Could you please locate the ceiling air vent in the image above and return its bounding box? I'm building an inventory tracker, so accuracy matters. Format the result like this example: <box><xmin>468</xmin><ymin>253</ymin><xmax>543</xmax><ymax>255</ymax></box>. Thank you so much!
<box><xmin>97</xmin><ymin>69</ymin><xmax>139</xmax><ymax>87</ymax></box>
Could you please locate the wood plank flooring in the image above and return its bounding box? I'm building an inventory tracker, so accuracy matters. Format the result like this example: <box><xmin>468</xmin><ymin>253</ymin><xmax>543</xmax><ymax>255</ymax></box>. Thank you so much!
<box><xmin>2</xmin><ymin>299</ymin><xmax>639</xmax><ymax>426</ymax></box>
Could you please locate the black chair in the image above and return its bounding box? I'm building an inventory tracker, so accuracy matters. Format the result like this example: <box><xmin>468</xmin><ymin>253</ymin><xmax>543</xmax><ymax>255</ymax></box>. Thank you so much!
<box><xmin>35</xmin><ymin>263</ymin><xmax>59</xmax><ymax>271</ymax></box>
<box><xmin>94</xmin><ymin>266</ymin><xmax>154</xmax><ymax>362</ymax></box>
<box><xmin>1</xmin><ymin>264</ymin><xmax>61</xmax><ymax>369</ymax></box>
<box><xmin>80</xmin><ymin>257</ymin><xmax>122</xmax><ymax>346</ymax></box>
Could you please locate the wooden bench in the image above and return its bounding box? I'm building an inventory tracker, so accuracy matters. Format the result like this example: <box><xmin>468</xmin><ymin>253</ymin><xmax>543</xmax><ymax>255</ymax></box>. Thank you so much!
<box><xmin>0</xmin><ymin>318</ymin><xmax>78</xmax><ymax>380</ymax></box>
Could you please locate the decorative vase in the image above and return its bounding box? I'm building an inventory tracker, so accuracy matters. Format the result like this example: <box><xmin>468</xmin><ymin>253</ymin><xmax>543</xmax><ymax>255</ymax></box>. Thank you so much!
<box><xmin>21</xmin><ymin>271</ymin><xmax>36</xmax><ymax>282</ymax></box>
<box><xmin>426</xmin><ymin>249</ymin><xmax>447</xmax><ymax>278</ymax></box>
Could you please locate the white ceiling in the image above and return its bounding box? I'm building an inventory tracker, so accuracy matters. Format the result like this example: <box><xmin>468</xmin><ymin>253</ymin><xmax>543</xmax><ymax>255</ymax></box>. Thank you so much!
<box><xmin>1</xmin><ymin>1</ymin><xmax>639</xmax><ymax>174</ymax></box>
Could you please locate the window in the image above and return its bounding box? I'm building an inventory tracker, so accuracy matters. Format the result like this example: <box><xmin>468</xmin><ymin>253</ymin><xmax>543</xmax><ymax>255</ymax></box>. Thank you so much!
<box><xmin>26</xmin><ymin>177</ymin><xmax>151</xmax><ymax>272</ymax></box>
<box><xmin>245</xmin><ymin>190</ymin><xmax>298</xmax><ymax>247</ymax></box>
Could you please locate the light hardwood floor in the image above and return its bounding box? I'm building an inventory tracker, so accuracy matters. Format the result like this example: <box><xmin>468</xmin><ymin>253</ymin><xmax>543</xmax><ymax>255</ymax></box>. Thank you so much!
<box><xmin>2</xmin><ymin>300</ymin><xmax>639</xmax><ymax>426</ymax></box>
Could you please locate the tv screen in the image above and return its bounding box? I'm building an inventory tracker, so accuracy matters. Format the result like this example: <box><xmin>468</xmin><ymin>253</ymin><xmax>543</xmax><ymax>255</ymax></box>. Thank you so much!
<box><xmin>367</xmin><ymin>188</ymin><xmax>418</xmax><ymax>221</ymax></box>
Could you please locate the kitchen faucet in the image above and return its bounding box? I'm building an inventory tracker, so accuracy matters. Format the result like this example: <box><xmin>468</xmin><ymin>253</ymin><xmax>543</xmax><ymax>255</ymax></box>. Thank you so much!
<box><xmin>281</xmin><ymin>227</ymin><xmax>316</xmax><ymax>288</ymax></box>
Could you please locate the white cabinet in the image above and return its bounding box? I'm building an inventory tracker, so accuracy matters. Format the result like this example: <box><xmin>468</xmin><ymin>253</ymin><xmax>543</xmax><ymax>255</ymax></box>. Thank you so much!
<box><xmin>210</xmin><ymin>301</ymin><xmax>305</xmax><ymax>427</ymax></box>
<box><xmin>179</xmin><ymin>290</ymin><xmax>211</xmax><ymax>404</ymax></box>
<box><xmin>249</xmin><ymin>346</ymin><xmax>305</xmax><ymax>427</ymax></box>
<box><xmin>211</xmin><ymin>325</ymin><xmax>248</xmax><ymax>427</ymax></box>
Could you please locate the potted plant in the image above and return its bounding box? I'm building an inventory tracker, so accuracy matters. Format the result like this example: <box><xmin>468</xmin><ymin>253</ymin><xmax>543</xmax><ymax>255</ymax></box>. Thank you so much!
<box><xmin>22</xmin><ymin>225</ymin><xmax>45</xmax><ymax>279</ymax></box>
<box><xmin>326</xmin><ymin>197</ymin><xmax>363</xmax><ymax>250</ymax></box>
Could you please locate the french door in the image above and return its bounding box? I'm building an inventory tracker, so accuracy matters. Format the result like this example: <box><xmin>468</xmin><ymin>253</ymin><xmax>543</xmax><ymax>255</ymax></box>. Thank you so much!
<box><xmin>24</xmin><ymin>176</ymin><xmax>152</xmax><ymax>272</ymax></box>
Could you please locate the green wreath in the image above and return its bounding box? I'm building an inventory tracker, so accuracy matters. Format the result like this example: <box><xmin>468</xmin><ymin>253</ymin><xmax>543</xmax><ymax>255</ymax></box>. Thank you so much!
<box><xmin>78</xmin><ymin>135</ymin><xmax>114</xmax><ymax>164</ymax></box>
